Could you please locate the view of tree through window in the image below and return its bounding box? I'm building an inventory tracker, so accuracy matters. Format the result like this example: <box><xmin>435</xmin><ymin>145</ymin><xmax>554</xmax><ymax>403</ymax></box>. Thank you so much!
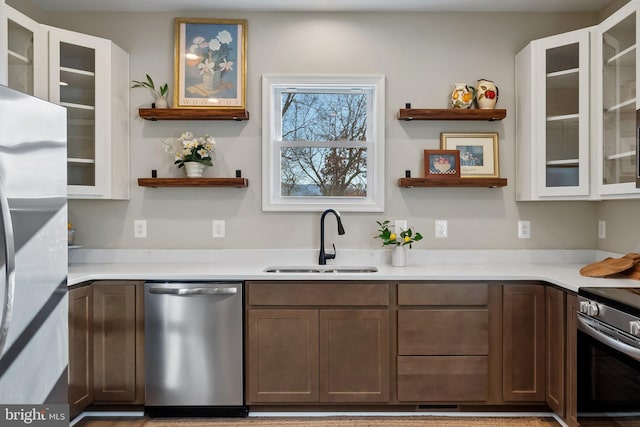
<box><xmin>279</xmin><ymin>92</ymin><xmax>368</xmax><ymax>197</ymax></box>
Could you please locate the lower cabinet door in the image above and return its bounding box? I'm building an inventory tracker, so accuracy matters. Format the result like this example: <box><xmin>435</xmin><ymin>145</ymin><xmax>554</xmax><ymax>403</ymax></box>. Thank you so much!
<box><xmin>93</xmin><ymin>283</ymin><xmax>138</xmax><ymax>402</ymax></box>
<box><xmin>68</xmin><ymin>286</ymin><xmax>93</xmax><ymax>418</ymax></box>
<box><xmin>319</xmin><ymin>309</ymin><xmax>390</xmax><ymax>403</ymax></box>
<box><xmin>247</xmin><ymin>309</ymin><xmax>320</xmax><ymax>403</ymax></box>
<box><xmin>397</xmin><ymin>356</ymin><xmax>488</xmax><ymax>402</ymax></box>
<box><xmin>502</xmin><ymin>284</ymin><xmax>546</xmax><ymax>402</ymax></box>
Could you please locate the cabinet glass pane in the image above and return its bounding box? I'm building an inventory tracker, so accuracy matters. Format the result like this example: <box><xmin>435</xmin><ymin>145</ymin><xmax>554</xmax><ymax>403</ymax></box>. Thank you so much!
<box><xmin>602</xmin><ymin>12</ymin><xmax>636</xmax><ymax>185</ymax></box>
<box><xmin>59</xmin><ymin>42</ymin><xmax>97</xmax><ymax>188</ymax></box>
<box><xmin>545</xmin><ymin>43</ymin><xmax>580</xmax><ymax>187</ymax></box>
<box><xmin>7</xmin><ymin>19</ymin><xmax>34</xmax><ymax>95</ymax></box>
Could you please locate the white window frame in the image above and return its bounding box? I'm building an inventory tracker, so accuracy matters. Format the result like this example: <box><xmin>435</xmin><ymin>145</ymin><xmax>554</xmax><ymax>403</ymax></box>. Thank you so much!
<box><xmin>262</xmin><ymin>74</ymin><xmax>385</xmax><ymax>212</ymax></box>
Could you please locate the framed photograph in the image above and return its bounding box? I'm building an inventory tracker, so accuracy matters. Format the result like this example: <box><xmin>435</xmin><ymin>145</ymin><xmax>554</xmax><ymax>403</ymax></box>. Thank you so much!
<box><xmin>424</xmin><ymin>150</ymin><xmax>461</xmax><ymax>178</ymax></box>
<box><xmin>440</xmin><ymin>132</ymin><xmax>499</xmax><ymax>178</ymax></box>
<box><xmin>174</xmin><ymin>18</ymin><xmax>247</xmax><ymax>109</ymax></box>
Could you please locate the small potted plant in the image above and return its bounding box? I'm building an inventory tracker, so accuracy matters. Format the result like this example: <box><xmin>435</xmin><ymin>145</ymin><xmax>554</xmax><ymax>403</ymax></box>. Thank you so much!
<box><xmin>375</xmin><ymin>220</ymin><xmax>423</xmax><ymax>267</ymax></box>
<box><xmin>131</xmin><ymin>74</ymin><xmax>169</xmax><ymax>108</ymax></box>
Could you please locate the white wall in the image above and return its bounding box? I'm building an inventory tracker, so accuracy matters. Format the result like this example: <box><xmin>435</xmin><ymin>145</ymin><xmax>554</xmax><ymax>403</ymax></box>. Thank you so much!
<box><xmin>41</xmin><ymin>9</ymin><xmax>605</xmax><ymax>250</ymax></box>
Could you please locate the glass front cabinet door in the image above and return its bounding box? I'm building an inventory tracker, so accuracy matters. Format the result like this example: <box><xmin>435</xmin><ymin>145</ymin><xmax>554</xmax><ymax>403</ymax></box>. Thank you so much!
<box><xmin>47</xmin><ymin>26</ymin><xmax>130</xmax><ymax>200</ymax></box>
<box><xmin>594</xmin><ymin>1</ymin><xmax>640</xmax><ymax>197</ymax></box>
<box><xmin>516</xmin><ymin>28</ymin><xmax>591</xmax><ymax>201</ymax></box>
<box><xmin>2</xmin><ymin>5</ymin><xmax>47</xmax><ymax>98</ymax></box>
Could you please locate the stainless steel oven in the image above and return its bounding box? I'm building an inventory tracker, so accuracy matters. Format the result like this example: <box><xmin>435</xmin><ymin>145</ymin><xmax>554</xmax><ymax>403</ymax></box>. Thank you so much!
<box><xmin>577</xmin><ymin>287</ymin><xmax>640</xmax><ymax>426</ymax></box>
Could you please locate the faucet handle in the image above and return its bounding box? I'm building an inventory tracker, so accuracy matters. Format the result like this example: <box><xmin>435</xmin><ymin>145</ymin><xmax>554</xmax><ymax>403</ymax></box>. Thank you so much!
<box><xmin>325</xmin><ymin>243</ymin><xmax>337</xmax><ymax>260</ymax></box>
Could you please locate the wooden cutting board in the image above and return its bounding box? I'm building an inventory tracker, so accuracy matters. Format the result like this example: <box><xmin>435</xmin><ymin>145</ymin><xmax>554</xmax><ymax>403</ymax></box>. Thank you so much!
<box><xmin>580</xmin><ymin>253</ymin><xmax>640</xmax><ymax>278</ymax></box>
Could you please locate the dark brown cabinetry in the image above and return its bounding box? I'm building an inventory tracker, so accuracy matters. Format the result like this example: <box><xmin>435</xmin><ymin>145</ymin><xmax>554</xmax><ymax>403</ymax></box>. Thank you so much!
<box><xmin>397</xmin><ymin>283</ymin><xmax>491</xmax><ymax>403</ymax></box>
<box><xmin>502</xmin><ymin>284</ymin><xmax>546</xmax><ymax>402</ymax></box>
<box><xmin>68</xmin><ymin>281</ymin><xmax>144</xmax><ymax>416</ymax></box>
<box><xmin>92</xmin><ymin>282</ymin><xmax>144</xmax><ymax>404</ymax></box>
<box><xmin>245</xmin><ymin>281</ymin><xmax>391</xmax><ymax>404</ymax></box>
<box><xmin>545</xmin><ymin>286</ymin><xmax>566</xmax><ymax>416</ymax></box>
<box><xmin>565</xmin><ymin>293</ymin><xmax>579</xmax><ymax>427</ymax></box>
<box><xmin>68</xmin><ymin>286</ymin><xmax>93</xmax><ymax>419</ymax></box>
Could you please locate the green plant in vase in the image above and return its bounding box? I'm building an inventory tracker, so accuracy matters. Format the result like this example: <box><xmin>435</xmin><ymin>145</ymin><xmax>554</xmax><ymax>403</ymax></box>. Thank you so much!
<box><xmin>131</xmin><ymin>74</ymin><xmax>169</xmax><ymax>108</ymax></box>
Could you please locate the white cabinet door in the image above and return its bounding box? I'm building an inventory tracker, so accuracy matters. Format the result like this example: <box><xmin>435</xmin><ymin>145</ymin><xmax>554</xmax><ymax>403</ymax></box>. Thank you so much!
<box><xmin>47</xmin><ymin>26</ymin><xmax>129</xmax><ymax>200</ymax></box>
<box><xmin>516</xmin><ymin>28</ymin><xmax>591</xmax><ymax>200</ymax></box>
<box><xmin>1</xmin><ymin>5</ymin><xmax>47</xmax><ymax>98</ymax></box>
<box><xmin>594</xmin><ymin>1</ymin><xmax>640</xmax><ymax>198</ymax></box>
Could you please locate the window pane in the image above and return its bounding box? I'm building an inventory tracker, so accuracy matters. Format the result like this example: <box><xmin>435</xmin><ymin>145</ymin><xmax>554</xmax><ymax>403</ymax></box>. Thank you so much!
<box><xmin>280</xmin><ymin>147</ymin><xmax>367</xmax><ymax>197</ymax></box>
<box><xmin>281</xmin><ymin>92</ymin><xmax>368</xmax><ymax>142</ymax></box>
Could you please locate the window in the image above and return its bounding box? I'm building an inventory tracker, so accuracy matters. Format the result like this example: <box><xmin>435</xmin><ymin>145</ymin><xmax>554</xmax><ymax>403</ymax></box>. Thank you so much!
<box><xmin>262</xmin><ymin>75</ymin><xmax>385</xmax><ymax>212</ymax></box>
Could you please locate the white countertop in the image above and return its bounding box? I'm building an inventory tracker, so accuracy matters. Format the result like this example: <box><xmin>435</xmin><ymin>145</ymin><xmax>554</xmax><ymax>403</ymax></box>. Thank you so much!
<box><xmin>67</xmin><ymin>249</ymin><xmax>640</xmax><ymax>293</ymax></box>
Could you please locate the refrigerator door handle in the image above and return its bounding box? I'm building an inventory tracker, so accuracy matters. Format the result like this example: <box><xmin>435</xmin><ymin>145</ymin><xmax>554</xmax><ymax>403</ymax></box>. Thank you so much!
<box><xmin>0</xmin><ymin>188</ymin><xmax>15</xmax><ymax>356</ymax></box>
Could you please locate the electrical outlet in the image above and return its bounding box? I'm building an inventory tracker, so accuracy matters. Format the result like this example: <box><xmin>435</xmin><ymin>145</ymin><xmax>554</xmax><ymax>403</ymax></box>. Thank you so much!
<box><xmin>395</xmin><ymin>220</ymin><xmax>407</xmax><ymax>233</ymax></box>
<box><xmin>598</xmin><ymin>220</ymin><xmax>606</xmax><ymax>239</ymax></box>
<box><xmin>435</xmin><ymin>220</ymin><xmax>448</xmax><ymax>238</ymax></box>
<box><xmin>518</xmin><ymin>220</ymin><xmax>531</xmax><ymax>239</ymax></box>
<box><xmin>134</xmin><ymin>220</ymin><xmax>147</xmax><ymax>238</ymax></box>
<box><xmin>212</xmin><ymin>220</ymin><xmax>225</xmax><ymax>238</ymax></box>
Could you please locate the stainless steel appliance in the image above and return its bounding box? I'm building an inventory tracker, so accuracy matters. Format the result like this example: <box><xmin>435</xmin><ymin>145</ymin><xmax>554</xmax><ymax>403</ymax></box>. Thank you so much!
<box><xmin>577</xmin><ymin>287</ymin><xmax>640</xmax><ymax>426</ymax></box>
<box><xmin>0</xmin><ymin>85</ymin><xmax>68</xmax><ymax>404</ymax></box>
<box><xmin>637</xmin><ymin>109</ymin><xmax>640</xmax><ymax>188</ymax></box>
<box><xmin>144</xmin><ymin>281</ymin><xmax>246</xmax><ymax>417</ymax></box>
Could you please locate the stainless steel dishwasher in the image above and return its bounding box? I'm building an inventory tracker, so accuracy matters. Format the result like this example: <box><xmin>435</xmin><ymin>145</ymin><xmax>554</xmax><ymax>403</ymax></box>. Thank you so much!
<box><xmin>144</xmin><ymin>281</ymin><xmax>246</xmax><ymax>417</ymax></box>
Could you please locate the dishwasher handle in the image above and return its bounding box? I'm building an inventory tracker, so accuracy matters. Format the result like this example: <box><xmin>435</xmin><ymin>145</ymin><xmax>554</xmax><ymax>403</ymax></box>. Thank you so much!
<box><xmin>148</xmin><ymin>286</ymin><xmax>238</xmax><ymax>296</ymax></box>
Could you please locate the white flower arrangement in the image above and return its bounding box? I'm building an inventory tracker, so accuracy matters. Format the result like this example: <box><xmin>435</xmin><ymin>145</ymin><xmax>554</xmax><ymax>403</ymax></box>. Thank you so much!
<box><xmin>162</xmin><ymin>131</ymin><xmax>216</xmax><ymax>168</ymax></box>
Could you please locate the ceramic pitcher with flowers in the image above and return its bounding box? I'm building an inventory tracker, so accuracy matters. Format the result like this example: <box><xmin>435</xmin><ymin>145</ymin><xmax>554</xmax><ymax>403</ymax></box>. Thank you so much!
<box><xmin>449</xmin><ymin>83</ymin><xmax>475</xmax><ymax>109</ymax></box>
<box><xmin>476</xmin><ymin>79</ymin><xmax>499</xmax><ymax>109</ymax></box>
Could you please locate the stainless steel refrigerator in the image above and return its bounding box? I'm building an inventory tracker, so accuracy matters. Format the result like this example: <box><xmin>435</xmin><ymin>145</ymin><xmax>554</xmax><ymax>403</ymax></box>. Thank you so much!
<box><xmin>0</xmin><ymin>85</ymin><xmax>68</xmax><ymax>405</ymax></box>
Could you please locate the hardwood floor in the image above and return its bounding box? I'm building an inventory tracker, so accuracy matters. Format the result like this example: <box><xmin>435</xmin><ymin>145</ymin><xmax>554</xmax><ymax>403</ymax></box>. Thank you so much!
<box><xmin>74</xmin><ymin>416</ymin><xmax>562</xmax><ymax>427</ymax></box>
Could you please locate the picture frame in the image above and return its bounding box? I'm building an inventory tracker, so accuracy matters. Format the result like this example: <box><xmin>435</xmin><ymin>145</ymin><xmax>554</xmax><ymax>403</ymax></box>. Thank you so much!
<box><xmin>424</xmin><ymin>150</ymin><xmax>461</xmax><ymax>179</ymax></box>
<box><xmin>174</xmin><ymin>18</ymin><xmax>247</xmax><ymax>109</ymax></box>
<box><xmin>440</xmin><ymin>132</ymin><xmax>500</xmax><ymax>178</ymax></box>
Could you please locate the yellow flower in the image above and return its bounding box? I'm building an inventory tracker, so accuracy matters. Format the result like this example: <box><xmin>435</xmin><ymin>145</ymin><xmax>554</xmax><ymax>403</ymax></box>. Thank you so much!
<box><xmin>389</xmin><ymin>233</ymin><xmax>397</xmax><ymax>241</ymax></box>
<box><xmin>404</xmin><ymin>236</ymin><xmax>411</xmax><ymax>243</ymax></box>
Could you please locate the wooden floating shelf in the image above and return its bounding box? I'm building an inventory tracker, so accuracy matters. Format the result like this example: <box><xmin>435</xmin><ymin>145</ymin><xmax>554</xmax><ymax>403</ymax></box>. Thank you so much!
<box><xmin>139</xmin><ymin>108</ymin><xmax>250</xmax><ymax>121</ymax></box>
<box><xmin>398</xmin><ymin>177</ymin><xmax>508</xmax><ymax>188</ymax></box>
<box><xmin>138</xmin><ymin>177</ymin><xmax>249</xmax><ymax>188</ymax></box>
<box><xmin>398</xmin><ymin>108</ymin><xmax>507</xmax><ymax>121</ymax></box>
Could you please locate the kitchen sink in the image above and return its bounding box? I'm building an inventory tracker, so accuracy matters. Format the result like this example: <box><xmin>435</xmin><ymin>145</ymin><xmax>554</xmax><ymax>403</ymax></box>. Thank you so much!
<box><xmin>264</xmin><ymin>266</ymin><xmax>378</xmax><ymax>273</ymax></box>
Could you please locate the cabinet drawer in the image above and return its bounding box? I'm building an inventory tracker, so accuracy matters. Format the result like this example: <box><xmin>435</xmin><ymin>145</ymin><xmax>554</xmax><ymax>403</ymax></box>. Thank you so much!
<box><xmin>398</xmin><ymin>283</ymin><xmax>488</xmax><ymax>306</ymax></box>
<box><xmin>247</xmin><ymin>282</ymin><xmax>389</xmax><ymax>306</ymax></box>
<box><xmin>397</xmin><ymin>356</ymin><xmax>488</xmax><ymax>402</ymax></box>
<box><xmin>398</xmin><ymin>309</ymin><xmax>488</xmax><ymax>355</ymax></box>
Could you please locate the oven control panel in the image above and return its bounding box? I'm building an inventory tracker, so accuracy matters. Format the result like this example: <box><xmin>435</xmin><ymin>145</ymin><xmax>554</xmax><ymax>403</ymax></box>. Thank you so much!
<box><xmin>579</xmin><ymin>300</ymin><xmax>600</xmax><ymax>317</ymax></box>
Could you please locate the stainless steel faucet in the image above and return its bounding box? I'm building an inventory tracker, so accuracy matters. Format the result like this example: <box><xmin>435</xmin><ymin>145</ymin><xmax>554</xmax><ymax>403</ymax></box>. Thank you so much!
<box><xmin>318</xmin><ymin>209</ymin><xmax>345</xmax><ymax>265</ymax></box>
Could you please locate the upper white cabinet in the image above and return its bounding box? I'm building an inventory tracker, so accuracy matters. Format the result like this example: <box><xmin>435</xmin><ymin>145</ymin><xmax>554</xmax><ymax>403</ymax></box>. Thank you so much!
<box><xmin>1</xmin><ymin>4</ymin><xmax>130</xmax><ymax>200</ymax></box>
<box><xmin>594</xmin><ymin>1</ymin><xmax>640</xmax><ymax>198</ymax></box>
<box><xmin>516</xmin><ymin>28</ymin><xmax>592</xmax><ymax>201</ymax></box>
<box><xmin>517</xmin><ymin>1</ymin><xmax>640</xmax><ymax>201</ymax></box>
<box><xmin>47</xmin><ymin>26</ymin><xmax>130</xmax><ymax>200</ymax></box>
<box><xmin>1</xmin><ymin>5</ymin><xmax>47</xmax><ymax>98</ymax></box>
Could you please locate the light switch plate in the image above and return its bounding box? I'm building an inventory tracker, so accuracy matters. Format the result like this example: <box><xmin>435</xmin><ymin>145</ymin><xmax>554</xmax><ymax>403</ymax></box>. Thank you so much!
<box><xmin>518</xmin><ymin>220</ymin><xmax>531</xmax><ymax>239</ymax></box>
<box><xmin>212</xmin><ymin>220</ymin><xmax>225</xmax><ymax>238</ymax></box>
<box><xmin>134</xmin><ymin>220</ymin><xmax>147</xmax><ymax>238</ymax></box>
<box><xmin>598</xmin><ymin>220</ymin><xmax>606</xmax><ymax>239</ymax></box>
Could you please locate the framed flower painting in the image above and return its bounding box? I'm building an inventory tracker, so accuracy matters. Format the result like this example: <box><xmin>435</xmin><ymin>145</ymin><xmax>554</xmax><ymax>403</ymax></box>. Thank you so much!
<box><xmin>174</xmin><ymin>18</ymin><xmax>247</xmax><ymax>109</ymax></box>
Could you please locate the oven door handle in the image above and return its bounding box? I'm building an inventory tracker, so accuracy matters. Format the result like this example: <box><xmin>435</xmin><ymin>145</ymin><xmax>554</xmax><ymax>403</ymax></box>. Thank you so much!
<box><xmin>577</xmin><ymin>314</ymin><xmax>640</xmax><ymax>362</ymax></box>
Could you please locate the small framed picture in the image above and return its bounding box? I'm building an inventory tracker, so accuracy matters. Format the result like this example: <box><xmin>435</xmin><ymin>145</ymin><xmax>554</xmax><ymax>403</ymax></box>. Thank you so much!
<box><xmin>440</xmin><ymin>132</ymin><xmax>499</xmax><ymax>178</ymax></box>
<box><xmin>424</xmin><ymin>150</ymin><xmax>461</xmax><ymax>178</ymax></box>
